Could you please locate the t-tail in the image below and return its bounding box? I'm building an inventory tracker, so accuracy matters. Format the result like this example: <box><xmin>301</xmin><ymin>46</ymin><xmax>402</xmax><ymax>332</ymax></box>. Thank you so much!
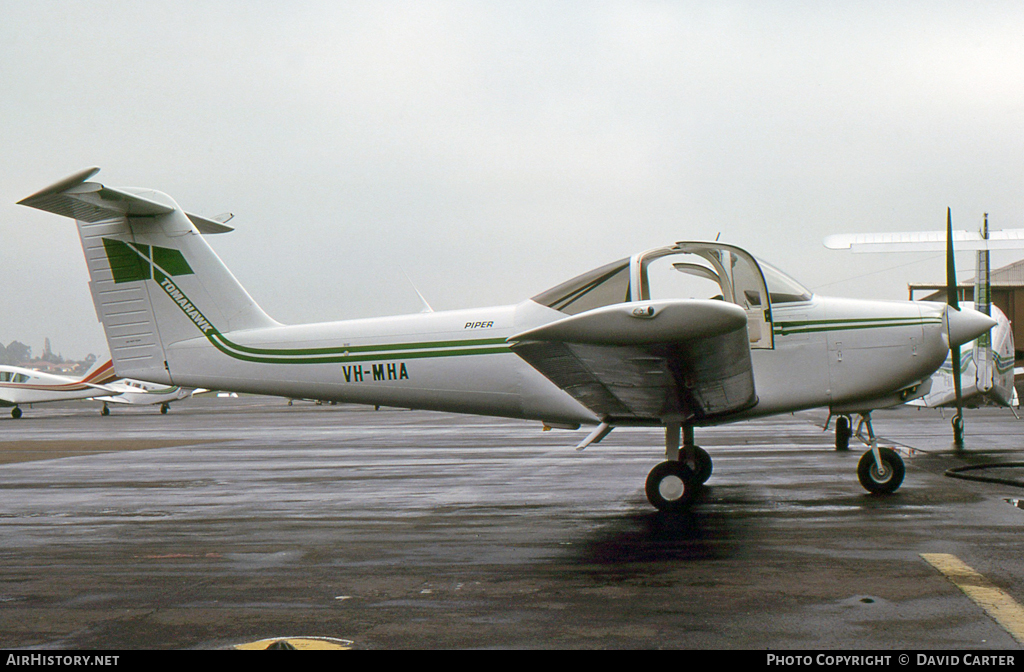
<box><xmin>19</xmin><ymin>167</ymin><xmax>278</xmax><ymax>384</ymax></box>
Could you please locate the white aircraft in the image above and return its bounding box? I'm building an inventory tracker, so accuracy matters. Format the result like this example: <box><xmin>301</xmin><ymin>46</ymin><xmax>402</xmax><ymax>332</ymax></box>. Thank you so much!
<box><xmin>93</xmin><ymin>379</ymin><xmax>193</xmax><ymax>415</ymax></box>
<box><xmin>0</xmin><ymin>359</ymin><xmax>116</xmax><ymax>418</ymax></box>
<box><xmin>826</xmin><ymin>211</ymin><xmax>1021</xmax><ymax>444</ymax></box>
<box><xmin>19</xmin><ymin>168</ymin><xmax>998</xmax><ymax>510</ymax></box>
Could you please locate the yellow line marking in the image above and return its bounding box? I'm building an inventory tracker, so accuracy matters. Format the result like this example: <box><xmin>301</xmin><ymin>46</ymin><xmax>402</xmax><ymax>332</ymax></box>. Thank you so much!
<box><xmin>234</xmin><ymin>636</ymin><xmax>353</xmax><ymax>650</ymax></box>
<box><xmin>922</xmin><ymin>553</ymin><xmax>1024</xmax><ymax>645</ymax></box>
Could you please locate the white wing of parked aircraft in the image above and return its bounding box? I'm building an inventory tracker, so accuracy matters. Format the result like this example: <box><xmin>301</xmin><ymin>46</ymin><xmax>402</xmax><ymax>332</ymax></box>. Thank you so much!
<box><xmin>19</xmin><ymin>168</ymin><xmax>998</xmax><ymax>510</ymax></box>
<box><xmin>826</xmin><ymin>213</ymin><xmax>1021</xmax><ymax>442</ymax></box>
<box><xmin>0</xmin><ymin>359</ymin><xmax>117</xmax><ymax>418</ymax></box>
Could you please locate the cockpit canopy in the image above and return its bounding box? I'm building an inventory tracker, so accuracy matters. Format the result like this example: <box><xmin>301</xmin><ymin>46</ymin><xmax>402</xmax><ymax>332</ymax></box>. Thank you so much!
<box><xmin>532</xmin><ymin>241</ymin><xmax>812</xmax><ymax>349</ymax></box>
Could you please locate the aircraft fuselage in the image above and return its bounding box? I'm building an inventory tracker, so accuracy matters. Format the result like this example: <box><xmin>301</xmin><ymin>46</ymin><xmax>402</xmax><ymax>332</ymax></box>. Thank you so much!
<box><xmin>160</xmin><ymin>293</ymin><xmax>950</xmax><ymax>428</ymax></box>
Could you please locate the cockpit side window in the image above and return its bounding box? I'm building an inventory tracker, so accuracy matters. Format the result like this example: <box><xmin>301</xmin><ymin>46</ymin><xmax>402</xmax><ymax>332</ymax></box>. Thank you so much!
<box><xmin>759</xmin><ymin>261</ymin><xmax>813</xmax><ymax>303</ymax></box>
<box><xmin>532</xmin><ymin>258</ymin><xmax>632</xmax><ymax>316</ymax></box>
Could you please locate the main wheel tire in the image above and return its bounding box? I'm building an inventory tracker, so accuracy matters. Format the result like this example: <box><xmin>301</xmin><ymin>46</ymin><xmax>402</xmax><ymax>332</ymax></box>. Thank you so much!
<box><xmin>691</xmin><ymin>446</ymin><xmax>713</xmax><ymax>484</ymax></box>
<box><xmin>11</xmin><ymin>407</ymin><xmax>21</xmax><ymax>419</ymax></box>
<box><xmin>857</xmin><ymin>448</ymin><xmax>905</xmax><ymax>494</ymax></box>
<box><xmin>835</xmin><ymin>415</ymin><xmax>851</xmax><ymax>451</ymax></box>
<box><xmin>645</xmin><ymin>461</ymin><xmax>699</xmax><ymax>511</ymax></box>
<box><xmin>160</xmin><ymin>403</ymin><xmax>169</xmax><ymax>415</ymax></box>
<box><xmin>100</xmin><ymin>405</ymin><xmax>109</xmax><ymax>417</ymax></box>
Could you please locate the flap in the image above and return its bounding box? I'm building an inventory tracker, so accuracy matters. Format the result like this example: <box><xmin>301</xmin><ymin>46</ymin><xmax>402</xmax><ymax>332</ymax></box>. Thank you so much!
<box><xmin>510</xmin><ymin>299</ymin><xmax>757</xmax><ymax>424</ymax></box>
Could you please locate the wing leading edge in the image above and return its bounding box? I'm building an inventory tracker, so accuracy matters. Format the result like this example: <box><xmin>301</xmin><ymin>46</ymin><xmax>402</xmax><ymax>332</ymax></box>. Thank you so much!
<box><xmin>509</xmin><ymin>299</ymin><xmax>757</xmax><ymax>425</ymax></box>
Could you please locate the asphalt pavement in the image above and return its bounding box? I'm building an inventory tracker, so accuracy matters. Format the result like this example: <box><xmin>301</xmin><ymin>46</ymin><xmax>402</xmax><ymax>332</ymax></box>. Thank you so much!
<box><xmin>1</xmin><ymin>396</ymin><xmax>1023</xmax><ymax>650</ymax></box>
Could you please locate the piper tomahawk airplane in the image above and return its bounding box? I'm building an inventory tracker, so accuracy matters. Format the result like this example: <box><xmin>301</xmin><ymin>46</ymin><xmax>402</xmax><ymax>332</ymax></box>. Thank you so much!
<box><xmin>0</xmin><ymin>359</ymin><xmax>116</xmax><ymax>418</ymax></box>
<box><xmin>19</xmin><ymin>168</ymin><xmax>998</xmax><ymax>510</ymax></box>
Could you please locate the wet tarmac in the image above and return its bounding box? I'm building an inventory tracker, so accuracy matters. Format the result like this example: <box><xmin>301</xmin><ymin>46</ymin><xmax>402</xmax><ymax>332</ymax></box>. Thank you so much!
<box><xmin>1</xmin><ymin>396</ymin><xmax>1024</xmax><ymax>650</ymax></box>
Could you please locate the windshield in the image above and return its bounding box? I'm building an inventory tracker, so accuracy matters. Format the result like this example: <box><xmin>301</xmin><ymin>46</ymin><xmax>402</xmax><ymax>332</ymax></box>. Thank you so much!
<box><xmin>531</xmin><ymin>258</ymin><xmax>631</xmax><ymax>316</ymax></box>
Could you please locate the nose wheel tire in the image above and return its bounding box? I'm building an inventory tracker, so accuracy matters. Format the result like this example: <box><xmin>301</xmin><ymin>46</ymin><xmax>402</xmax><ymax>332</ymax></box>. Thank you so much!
<box><xmin>646</xmin><ymin>461</ymin><xmax>699</xmax><ymax>511</ymax></box>
<box><xmin>857</xmin><ymin>447</ymin><xmax>905</xmax><ymax>494</ymax></box>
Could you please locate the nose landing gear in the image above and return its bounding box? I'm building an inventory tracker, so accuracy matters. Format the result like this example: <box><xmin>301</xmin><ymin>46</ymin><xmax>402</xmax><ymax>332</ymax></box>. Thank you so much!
<box><xmin>853</xmin><ymin>412</ymin><xmax>905</xmax><ymax>494</ymax></box>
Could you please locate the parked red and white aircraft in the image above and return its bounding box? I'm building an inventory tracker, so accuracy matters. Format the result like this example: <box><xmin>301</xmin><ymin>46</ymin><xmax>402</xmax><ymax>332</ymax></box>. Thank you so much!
<box><xmin>0</xmin><ymin>359</ymin><xmax>116</xmax><ymax>418</ymax></box>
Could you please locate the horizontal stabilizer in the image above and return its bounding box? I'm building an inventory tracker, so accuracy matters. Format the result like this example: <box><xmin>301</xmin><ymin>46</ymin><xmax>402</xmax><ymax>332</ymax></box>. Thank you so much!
<box><xmin>19</xmin><ymin>167</ymin><xmax>233</xmax><ymax>234</ymax></box>
<box><xmin>186</xmin><ymin>212</ymin><xmax>234</xmax><ymax>234</ymax></box>
<box><xmin>19</xmin><ymin>167</ymin><xmax>173</xmax><ymax>221</ymax></box>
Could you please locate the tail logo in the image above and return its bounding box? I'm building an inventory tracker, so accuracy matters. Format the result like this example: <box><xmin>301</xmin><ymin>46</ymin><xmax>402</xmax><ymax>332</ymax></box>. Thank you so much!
<box><xmin>102</xmin><ymin>238</ymin><xmax>193</xmax><ymax>284</ymax></box>
<box><xmin>101</xmin><ymin>238</ymin><xmax>213</xmax><ymax>334</ymax></box>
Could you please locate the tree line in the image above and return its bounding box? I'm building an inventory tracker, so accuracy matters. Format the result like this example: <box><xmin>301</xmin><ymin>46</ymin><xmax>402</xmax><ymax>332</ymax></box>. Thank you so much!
<box><xmin>0</xmin><ymin>339</ymin><xmax>98</xmax><ymax>374</ymax></box>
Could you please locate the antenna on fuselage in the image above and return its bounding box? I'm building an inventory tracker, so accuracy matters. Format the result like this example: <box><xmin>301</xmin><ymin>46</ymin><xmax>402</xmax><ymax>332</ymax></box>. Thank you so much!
<box><xmin>402</xmin><ymin>270</ymin><xmax>434</xmax><ymax>313</ymax></box>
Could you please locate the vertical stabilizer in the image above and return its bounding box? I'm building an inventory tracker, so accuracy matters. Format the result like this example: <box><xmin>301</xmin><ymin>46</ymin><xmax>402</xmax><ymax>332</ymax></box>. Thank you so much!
<box><xmin>19</xmin><ymin>168</ymin><xmax>278</xmax><ymax>383</ymax></box>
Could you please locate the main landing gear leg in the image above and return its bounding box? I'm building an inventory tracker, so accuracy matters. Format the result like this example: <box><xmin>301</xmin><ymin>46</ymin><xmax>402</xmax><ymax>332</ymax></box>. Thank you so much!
<box><xmin>854</xmin><ymin>412</ymin><xmax>905</xmax><ymax>494</ymax></box>
<box><xmin>952</xmin><ymin>412</ymin><xmax>964</xmax><ymax>448</ymax></box>
<box><xmin>645</xmin><ymin>423</ymin><xmax>712</xmax><ymax>511</ymax></box>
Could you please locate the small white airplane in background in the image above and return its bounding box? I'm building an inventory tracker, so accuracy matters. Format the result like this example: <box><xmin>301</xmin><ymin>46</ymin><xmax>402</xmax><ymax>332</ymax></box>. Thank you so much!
<box><xmin>93</xmin><ymin>378</ymin><xmax>194</xmax><ymax>415</ymax></box>
<box><xmin>0</xmin><ymin>358</ymin><xmax>194</xmax><ymax>418</ymax></box>
<box><xmin>826</xmin><ymin>211</ymin><xmax>1022</xmax><ymax>444</ymax></box>
<box><xmin>0</xmin><ymin>359</ymin><xmax>116</xmax><ymax>418</ymax></box>
<box><xmin>19</xmin><ymin>168</ymin><xmax>998</xmax><ymax>510</ymax></box>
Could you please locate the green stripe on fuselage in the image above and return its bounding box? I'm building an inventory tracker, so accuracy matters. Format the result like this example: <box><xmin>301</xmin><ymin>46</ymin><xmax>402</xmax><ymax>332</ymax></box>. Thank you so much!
<box><xmin>774</xmin><ymin>316</ymin><xmax>942</xmax><ymax>336</ymax></box>
<box><xmin>155</xmin><ymin>267</ymin><xmax>510</xmax><ymax>364</ymax></box>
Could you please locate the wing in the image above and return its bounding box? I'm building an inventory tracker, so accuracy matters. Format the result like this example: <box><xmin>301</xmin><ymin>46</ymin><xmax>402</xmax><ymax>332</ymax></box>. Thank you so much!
<box><xmin>509</xmin><ymin>299</ymin><xmax>757</xmax><ymax>425</ymax></box>
<box><xmin>824</xmin><ymin>229</ymin><xmax>1024</xmax><ymax>252</ymax></box>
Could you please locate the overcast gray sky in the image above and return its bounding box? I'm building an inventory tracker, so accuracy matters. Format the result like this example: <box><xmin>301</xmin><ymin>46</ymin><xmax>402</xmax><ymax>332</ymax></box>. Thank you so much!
<box><xmin>3</xmin><ymin>1</ymin><xmax>1023</xmax><ymax>360</ymax></box>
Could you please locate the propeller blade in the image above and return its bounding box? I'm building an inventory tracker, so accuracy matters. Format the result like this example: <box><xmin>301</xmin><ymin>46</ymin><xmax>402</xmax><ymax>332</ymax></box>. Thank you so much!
<box><xmin>946</xmin><ymin>207</ymin><xmax>959</xmax><ymax>311</ymax></box>
<box><xmin>947</xmin><ymin>207</ymin><xmax>964</xmax><ymax>445</ymax></box>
